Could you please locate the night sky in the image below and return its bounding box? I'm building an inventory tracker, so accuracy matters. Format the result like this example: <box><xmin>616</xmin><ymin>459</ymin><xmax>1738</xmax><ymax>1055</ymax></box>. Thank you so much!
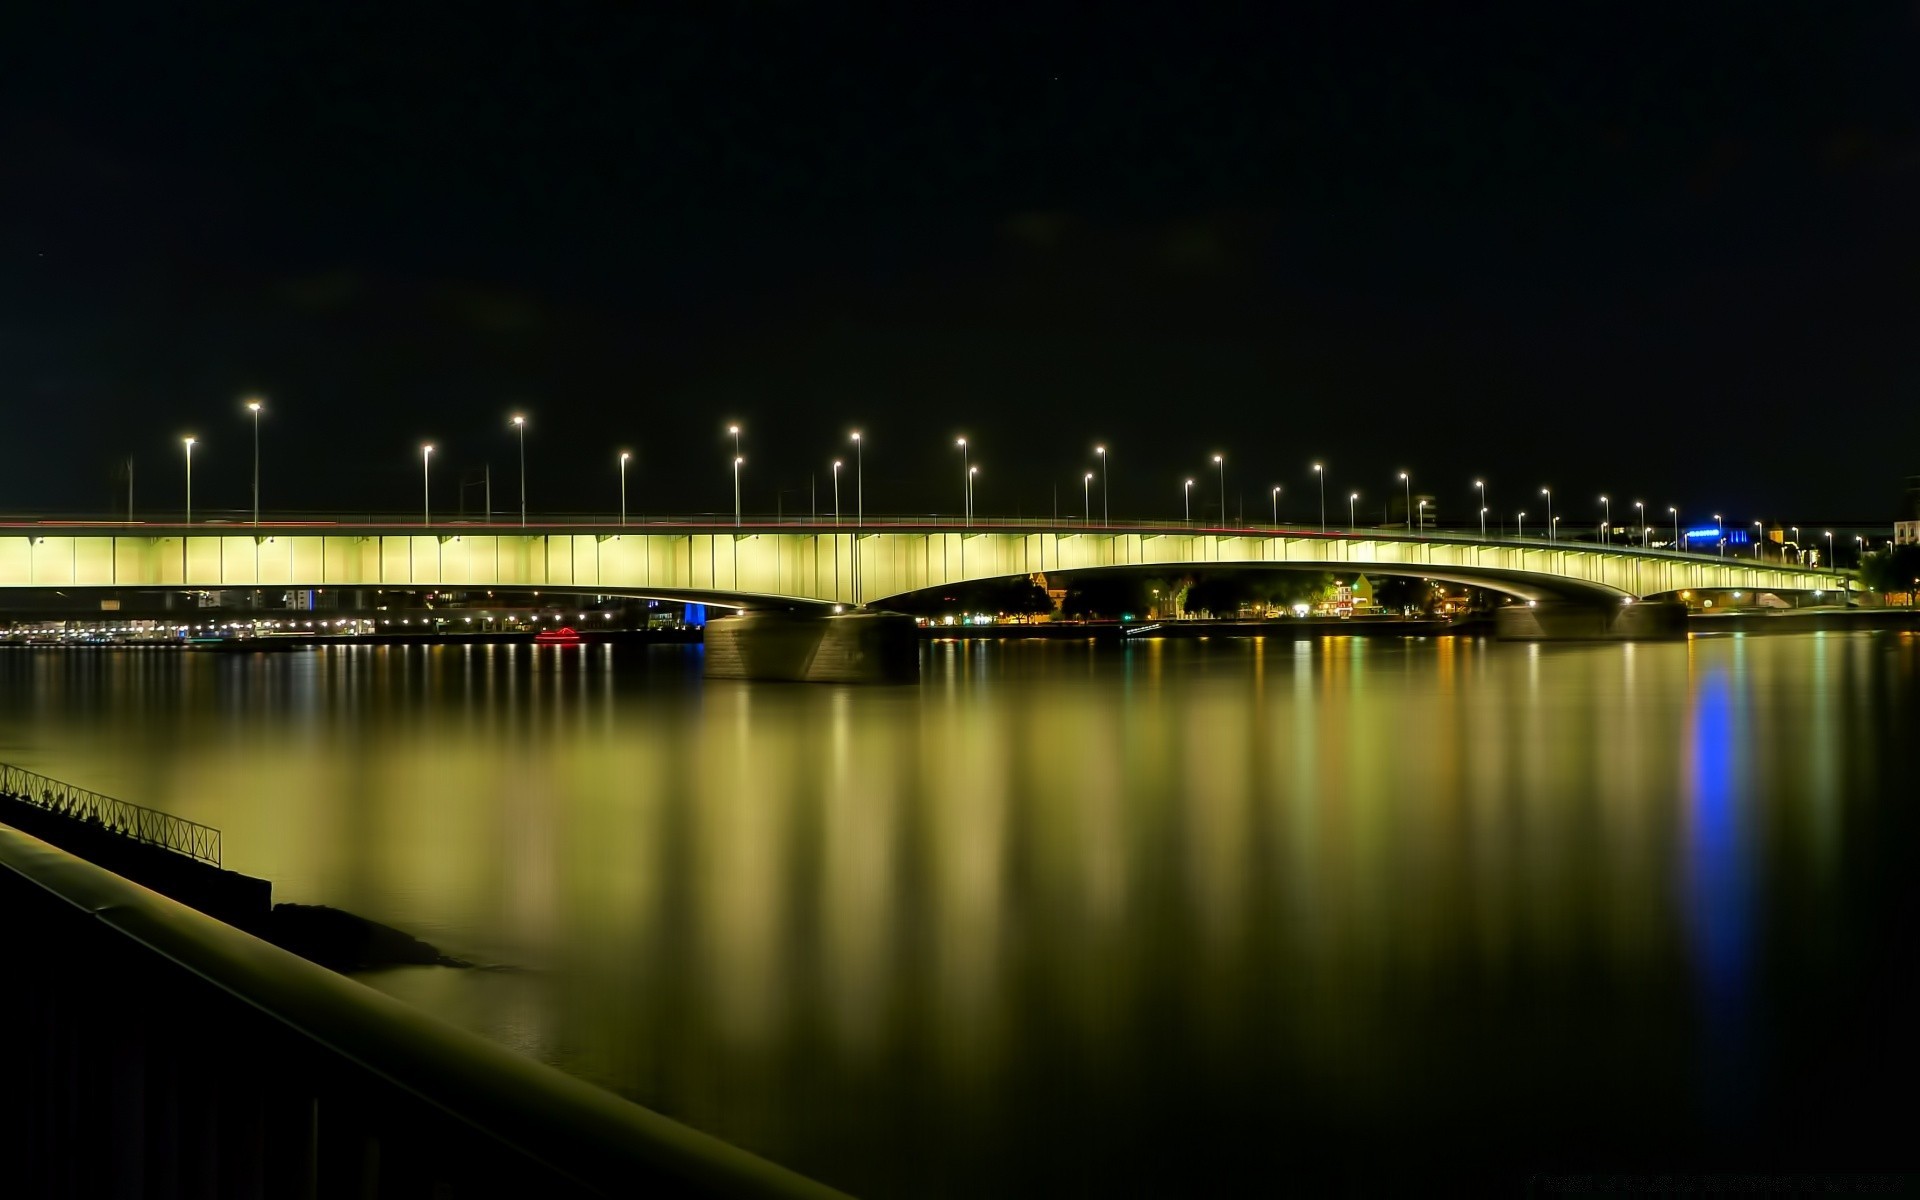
<box><xmin>6</xmin><ymin>3</ymin><xmax>1917</xmax><ymax>526</ymax></box>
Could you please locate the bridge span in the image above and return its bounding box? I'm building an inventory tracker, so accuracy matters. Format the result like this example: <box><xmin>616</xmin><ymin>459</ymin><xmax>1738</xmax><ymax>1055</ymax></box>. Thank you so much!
<box><xmin>0</xmin><ymin>518</ymin><xmax>1849</xmax><ymax>608</ymax></box>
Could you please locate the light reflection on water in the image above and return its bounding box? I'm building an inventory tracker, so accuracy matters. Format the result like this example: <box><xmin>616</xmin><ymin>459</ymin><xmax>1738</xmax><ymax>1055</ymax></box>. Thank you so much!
<box><xmin>1</xmin><ymin>633</ymin><xmax>1914</xmax><ymax>1194</ymax></box>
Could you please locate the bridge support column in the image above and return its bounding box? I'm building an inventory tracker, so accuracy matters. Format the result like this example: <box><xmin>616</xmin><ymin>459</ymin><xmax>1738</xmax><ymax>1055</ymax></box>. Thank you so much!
<box><xmin>704</xmin><ymin>611</ymin><xmax>919</xmax><ymax>682</ymax></box>
<box><xmin>1496</xmin><ymin>599</ymin><xmax>1687</xmax><ymax>641</ymax></box>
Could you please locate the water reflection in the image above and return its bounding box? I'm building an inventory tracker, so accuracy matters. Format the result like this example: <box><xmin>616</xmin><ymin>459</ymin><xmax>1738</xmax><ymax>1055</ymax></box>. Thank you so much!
<box><xmin>0</xmin><ymin>633</ymin><xmax>1914</xmax><ymax>1194</ymax></box>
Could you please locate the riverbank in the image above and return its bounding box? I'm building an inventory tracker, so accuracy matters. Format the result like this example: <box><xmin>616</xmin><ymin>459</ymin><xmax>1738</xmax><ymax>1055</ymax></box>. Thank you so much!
<box><xmin>2</xmin><ymin>607</ymin><xmax>1913</xmax><ymax>651</ymax></box>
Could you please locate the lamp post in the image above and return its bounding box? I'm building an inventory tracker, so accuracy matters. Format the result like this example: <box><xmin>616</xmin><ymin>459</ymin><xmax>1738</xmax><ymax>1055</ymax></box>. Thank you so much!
<box><xmin>1271</xmin><ymin>486</ymin><xmax>1280</xmax><ymax>525</ymax></box>
<box><xmin>511</xmin><ymin>415</ymin><xmax>527</xmax><ymax>527</ymax></box>
<box><xmin>1791</xmin><ymin>526</ymin><xmax>1800</xmax><ymax>563</ymax></box>
<box><xmin>832</xmin><ymin>460</ymin><xmax>842</xmax><ymax>526</ymax></box>
<box><xmin>1855</xmin><ymin>535</ymin><xmax>1865</xmax><ymax>566</ymax></box>
<box><xmin>851</xmin><ymin>431</ymin><xmax>863</xmax><ymax>606</ymax></box>
<box><xmin>1399</xmin><ymin>472</ymin><xmax>1412</xmax><ymax>532</ymax></box>
<box><xmin>1213</xmin><ymin>454</ymin><xmax>1225</xmax><ymax>526</ymax></box>
<box><xmin>1669</xmin><ymin>507</ymin><xmax>1679</xmax><ymax>551</ymax></box>
<box><xmin>182</xmin><ymin>437</ymin><xmax>195</xmax><ymax>525</ymax></box>
<box><xmin>1096</xmin><ymin>444</ymin><xmax>1108</xmax><ymax>525</ymax></box>
<box><xmin>1418</xmin><ymin>499</ymin><xmax>1428</xmax><ymax>534</ymax></box>
<box><xmin>1184</xmin><ymin>479</ymin><xmax>1194</xmax><ymax>523</ymax></box>
<box><xmin>957</xmin><ymin>437</ymin><xmax>970</xmax><ymax>526</ymax></box>
<box><xmin>1634</xmin><ymin>501</ymin><xmax>1645</xmax><ymax>547</ymax></box>
<box><xmin>1714</xmin><ymin>513</ymin><xmax>1724</xmax><ymax>556</ymax></box>
<box><xmin>728</xmin><ymin>424</ymin><xmax>741</xmax><ymax>526</ymax></box>
<box><xmin>1350</xmin><ymin>492</ymin><xmax>1359</xmax><ymax>528</ymax></box>
<box><xmin>1600</xmin><ymin>496</ymin><xmax>1611</xmax><ymax>544</ymax></box>
<box><xmin>1313</xmin><ymin>463</ymin><xmax>1325</xmax><ymax>533</ymax></box>
<box><xmin>422</xmin><ymin>444</ymin><xmax>434</xmax><ymax>526</ymax></box>
<box><xmin>246</xmin><ymin>399</ymin><xmax>263</xmax><ymax>525</ymax></box>
<box><xmin>1084</xmin><ymin>472</ymin><xmax>1093</xmax><ymax>522</ymax></box>
<box><xmin>1518</xmin><ymin>510</ymin><xmax>1526</xmax><ymax>539</ymax></box>
<box><xmin>1552</xmin><ymin>515</ymin><xmax>1560</xmax><ymax>541</ymax></box>
<box><xmin>618</xmin><ymin>451</ymin><xmax>630</xmax><ymax>527</ymax></box>
<box><xmin>1825</xmin><ymin>531</ymin><xmax>1833</xmax><ymax>569</ymax></box>
<box><xmin>1541</xmin><ymin>487</ymin><xmax>1554</xmax><ymax>542</ymax></box>
<box><xmin>1474</xmin><ymin>480</ymin><xmax>1486</xmax><ymax>539</ymax></box>
<box><xmin>1752</xmin><ymin>521</ymin><xmax>1762</xmax><ymax>559</ymax></box>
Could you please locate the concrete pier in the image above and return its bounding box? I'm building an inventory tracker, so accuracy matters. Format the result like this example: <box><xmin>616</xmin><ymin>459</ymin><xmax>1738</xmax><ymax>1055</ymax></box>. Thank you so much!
<box><xmin>1495</xmin><ymin>599</ymin><xmax>1688</xmax><ymax>641</ymax></box>
<box><xmin>704</xmin><ymin>611</ymin><xmax>920</xmax><ymax>682</ymax></box>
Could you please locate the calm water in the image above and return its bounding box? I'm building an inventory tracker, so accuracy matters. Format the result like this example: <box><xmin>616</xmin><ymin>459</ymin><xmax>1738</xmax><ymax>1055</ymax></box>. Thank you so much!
<box><xmin>3</xmin><ymin>634</ymin><xmax>1916</xmax><ymax>1194</ymax></box>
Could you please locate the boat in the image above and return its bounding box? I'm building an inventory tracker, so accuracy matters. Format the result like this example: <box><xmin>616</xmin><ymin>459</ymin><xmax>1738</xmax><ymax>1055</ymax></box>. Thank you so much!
<box><xmin>533</xmin><ymin>626</ymin><xmax>582</xmax><ymax>645</ymax></box>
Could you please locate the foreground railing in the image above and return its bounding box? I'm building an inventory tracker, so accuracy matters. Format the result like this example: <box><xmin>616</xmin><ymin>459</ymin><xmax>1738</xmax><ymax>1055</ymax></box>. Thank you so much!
<box><xmin>0</xmin><ymin>825</ymin><xmax>844</xmax><ymax>1199</ymax></box>
<box><xmin>0</xmin><ymin>762</ymin><xmax>222</xmax><ymax>867</ymax></box>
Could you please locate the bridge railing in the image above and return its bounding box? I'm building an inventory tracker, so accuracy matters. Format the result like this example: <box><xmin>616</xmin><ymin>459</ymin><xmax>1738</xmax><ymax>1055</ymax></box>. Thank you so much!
<box><xmin>0</xmin><ymin>825</ymin><xmax>843</xmax><ymax>1198</ymax></box>
<box><xmin>0</xmin><ymin>762</ymin><xmax>222</xmax><ymax>867</ymax></box>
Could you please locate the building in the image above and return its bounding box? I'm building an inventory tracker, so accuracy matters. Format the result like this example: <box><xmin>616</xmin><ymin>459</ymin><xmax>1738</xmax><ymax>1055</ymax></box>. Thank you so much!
<box><xmin>1898</xmin><ymin>475</ymin><xmax>1920</xmax><ymax>547</ymax></box>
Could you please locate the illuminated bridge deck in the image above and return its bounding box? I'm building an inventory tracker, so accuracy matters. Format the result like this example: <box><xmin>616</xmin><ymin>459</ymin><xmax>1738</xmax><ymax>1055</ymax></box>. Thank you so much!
<box><xmin>0</xmin><ymin>519</ymin><xmax>1850</xmax><ymax>608</ymax></box>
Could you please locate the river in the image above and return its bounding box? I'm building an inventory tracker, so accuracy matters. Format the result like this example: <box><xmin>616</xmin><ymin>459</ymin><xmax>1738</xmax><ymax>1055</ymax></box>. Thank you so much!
<box><xmin>2</xmin><ymin>632</ymin><xmax>1914</xmax><ymax>1194</ymax></box>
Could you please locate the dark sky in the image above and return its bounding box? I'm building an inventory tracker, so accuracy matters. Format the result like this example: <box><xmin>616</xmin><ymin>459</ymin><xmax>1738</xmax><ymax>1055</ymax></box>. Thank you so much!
<box><xmin>5</xmin><ymin>3</ymin><xmax>1917</xmax><ymax>527</ymax></box>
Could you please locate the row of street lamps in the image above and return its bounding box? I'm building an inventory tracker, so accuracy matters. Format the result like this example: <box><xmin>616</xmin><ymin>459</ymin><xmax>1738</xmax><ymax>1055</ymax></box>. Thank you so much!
<box><xmin>167</xmin><ymin>411</ymin><xmax>1860</xmax><ymax>566</ymax></box>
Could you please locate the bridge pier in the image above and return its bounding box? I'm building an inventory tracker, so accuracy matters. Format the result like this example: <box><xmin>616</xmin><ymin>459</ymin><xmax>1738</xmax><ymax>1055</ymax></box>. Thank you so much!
<box><xmin>1495</xmin><ymin>599</ymin><xmax>1688</xmax><ymax>641</ymax></box>
<box><xmin>704</xmin><ymin>610</ymin><xmax>920</xmax><ymax>682</ymax></box>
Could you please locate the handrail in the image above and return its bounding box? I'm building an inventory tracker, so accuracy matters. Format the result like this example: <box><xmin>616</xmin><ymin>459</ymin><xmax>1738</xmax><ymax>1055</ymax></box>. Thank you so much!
<box><xmin>0</xmin><ymin>762</ymin><xmax>222</xmax><ymax>867</ymax></box>
<box><xmin>0</xmin><ymin>825</ymin><xmax>846</xmax><ymax>1197</ymax></box>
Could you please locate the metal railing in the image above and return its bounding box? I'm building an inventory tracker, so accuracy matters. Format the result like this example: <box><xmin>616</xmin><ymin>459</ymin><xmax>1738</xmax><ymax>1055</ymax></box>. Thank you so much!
<box><xmin>0</xmin><ymin>762</ymin><xmax>221</xmax><ymax>867</ymax></box>
<box><xmin>0</xmin><ymin>825</ymin><xmax>846</xmax><ymax>1198</ymax></box>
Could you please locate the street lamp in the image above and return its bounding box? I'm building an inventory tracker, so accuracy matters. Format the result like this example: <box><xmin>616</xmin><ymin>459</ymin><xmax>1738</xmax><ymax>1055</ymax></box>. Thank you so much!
<box><xmin>1399</xmin><ymin>471</ymin><xmax>1412</xmax><ymax>532</ymax></box>
<box><xmin>1474</xmin><ymin>480</ymin><xmax>1486</xmax><ymax>539</ymax></box>
<box><xmin>1517</xmin><ymin>510</ymin><xmax>1527</xmax><ymax>538</ymax></box>
<box><xmin>1713</xmin><ymin>513</ymin><xmax>1724</xmax><ymax>556</ymax></box>
<box><xmin>1084</xmin><ymin>472</ymin><xmax>1094</xmax><ymax>522</ymax></box>
<box><xmin>1634</xmin><ymin>501</ymin><xmax>1645</xmax><ymax>547</ymax></box>
<box><xmin>957</xmin><ymin>437</ymin><xmax>970</xmax><ymax>525</ymax></box>
<box><xmin>1418</xmin><ymin>499</ymin><xmax>1428</xmax><ymax>534</ymax></box>
<box><xmin>1350</xmin><ymin>492</ymin><xmax>1359</xmax><ymax>528</ymax></box>
<box><xmin>1096</xmin><ymin>444</ymin><xmax>1108</xmax><ymax>525</ymax></box>
<box><xmin>619</xmin><ymin>451</ymin><xmax>631</xmax><ymax>527</ymax></box>
<box><xmin>728</xmin><ymin>424</ymin><xmax>742</xmax><ymax>524</ymax></box>
<box><xmin>1540</xmin><ymin>487</ymin><xmax>1554</xmax><ymax>542</ymax></box>
<box><xmin>421</xmin><ymin>444</ymin><xmax>434</xmax><ymax>525</ymax></box>
<box><xmin>245</xmin><ymin>399</ymin><xmax>263</xmax><ymax>525</ymax></box>
<box><xmin>1184</xmin><ymin>478</ymin><xmax>1194</xmax><ymax>523</ymax></box>
<box><xmin>1599</xmin><ymin>496</ymin><xmax>1610</xmax><ymax>545</ymax></box>
<box><xmin>1855</xmin><ymin>535</ymin><xmax>1865</xmax><ymax>565</ymax></box>
<box><xmin>1213</xmin><ymin>454</ymin><xmax>1225</xmax><ymax>526</ymax></box>
<box><xmin>1669</xmin><ymin>506</ymin><xmax>1679</xmax><ymax>551</ymax></box>
<box><xmin>851</xmin><ymin>431</ymin><xmax>864</xmax><ymax>605</ymax></box>
<box><xmin>1825</xmin><ymin>531</ymin><xmax>1834</xmax><ymax>569</ymax></box>
<box><xmin>1313</xmin><ymin>463</ymin><xmax>1325</xmax><ymax>533</ymax></box>
<box><xmin>1271</xmin><ymin>485</ymin><xmax>1281</xmax><ymax>525</ymax></box>
<box><xmin>1752</xmin><ymin>520</ymin><xmax>1762</xmax><ymax>559</ymax></box>
<box><xmin>511</xmin><ymin>415</ymin><xmax>527</xmax><ymax>527</ymax></box>
<box><xmin>832</xmin><ymin>460</ymin><xmax>842</xmax><ymax>526</ymax></box>
<box><xmin>182</xmin><ymin>437</ymin><xmax>196</xmax><ymax>524</ymax></box>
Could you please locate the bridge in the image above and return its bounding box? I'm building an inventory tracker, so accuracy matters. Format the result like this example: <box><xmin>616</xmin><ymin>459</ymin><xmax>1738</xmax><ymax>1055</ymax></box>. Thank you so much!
<box><xmin>0</xmin><ymin>517</ymin><xmax>1846</xmax><ymax>607</ymax></box>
